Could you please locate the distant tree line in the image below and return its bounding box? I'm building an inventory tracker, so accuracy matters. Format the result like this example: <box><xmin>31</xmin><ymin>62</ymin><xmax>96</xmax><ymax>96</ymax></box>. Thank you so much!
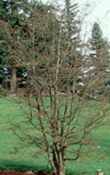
<box><xmin>0</xmin><ymin>0</ymin><xmax>110</xmax><ymax>97</ymax></box>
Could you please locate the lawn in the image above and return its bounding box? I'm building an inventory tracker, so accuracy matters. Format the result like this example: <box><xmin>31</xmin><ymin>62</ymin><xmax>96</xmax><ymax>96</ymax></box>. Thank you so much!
<box><xmin>0</xmin><ymin>97</ymin><xmax>110</xmax><ymax>174</ymax></box>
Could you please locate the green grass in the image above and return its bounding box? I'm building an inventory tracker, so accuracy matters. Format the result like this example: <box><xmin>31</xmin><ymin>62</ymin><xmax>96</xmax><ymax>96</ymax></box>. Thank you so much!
<box><xmin>0</xmin><ymin>97</ymin><xmax>110</xmax><ymax>174</ymax></box>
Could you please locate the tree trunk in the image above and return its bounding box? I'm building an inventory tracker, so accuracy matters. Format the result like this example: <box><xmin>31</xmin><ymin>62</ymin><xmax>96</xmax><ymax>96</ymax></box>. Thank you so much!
<box><xmin>10</xmin><ymin>67</ymin><xmax>17</xmax><ymax>94</ymax></box>
<box><xmin>32</xmin><ymin>65</ymin><xmax>36</xmax><ymax>75</ymax></box>
<box><xmin>52</xmin><ymin>149</ymin><xmax>65</xmax><ymax>175</ymax></box>
<box><xmin>58</xmin><ymin>162</ymin><xmax>65</xmax><ymax>175</ymax></box>
<box><xmin>59</xmin><ymin>152</ymin><xmax>65</xmax><ymax>175</ymax></box>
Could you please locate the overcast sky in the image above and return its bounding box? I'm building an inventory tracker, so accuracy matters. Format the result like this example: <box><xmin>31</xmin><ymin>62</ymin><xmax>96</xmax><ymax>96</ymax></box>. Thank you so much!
<box><xmin>80</xmin><ymin>0</ymin><xmax>110</xmax><ymax>40</ymax></box>
<box><xmin>42</xmin><ymin>0</ymin><xmax>110</xmax><ymax>40</ymax></box>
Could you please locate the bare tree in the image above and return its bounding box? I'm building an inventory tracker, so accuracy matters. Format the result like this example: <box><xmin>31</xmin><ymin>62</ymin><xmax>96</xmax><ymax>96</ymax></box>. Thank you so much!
<box><xmin>8</xmin><ymin>1</ymin><xmax>109</xmax><ymax>175</ymax></box>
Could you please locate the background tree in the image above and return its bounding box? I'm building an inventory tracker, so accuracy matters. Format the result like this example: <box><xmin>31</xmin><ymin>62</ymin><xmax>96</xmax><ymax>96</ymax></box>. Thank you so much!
<box><xmin>52</xmin><ymin>0</ymin><xmax>82</xmax><ymax>92</ymax></box>
<box><xmin>87</xmin><ymin>22</ymin><xmax>110</xmax><ymax>97</ymax></box>
<box><xmin>17</xmin><ymin>1</ymin><xmax>60</xmax><ymax>95</ymax></box>
<box><xmin>0</xmin><ymin>0</ymin><xmax>30</xmax><ymax>93</ymax></box>
<box><xmin>0</xmin><ymin>1</ymin><xmax>9</xmax><ymax>85</ymax></box>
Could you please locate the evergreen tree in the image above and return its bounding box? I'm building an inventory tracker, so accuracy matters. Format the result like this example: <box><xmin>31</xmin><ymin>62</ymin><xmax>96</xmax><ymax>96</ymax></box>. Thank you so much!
<box><xmin>0</xmin><ymin>0</ymin><xmax>29</xmax><ymax>26</ymax></box>
<box><xmin>0</xmin><ymin>1</ymin><xmax>9</xmax><ymax>85</ymax></box>
<box><xmin>91</xmin><ymin>22</ymin><xmax>105</xmax><ymax>57</ymax></box>
<box><xmin>90</xmin><ymin>22</ymin><xmax>110</xmax><ymax>69</ymax></box>
<box><xmin>0</xmin><ymin>0</ymin><xmax>30</xmax><ymax>92</ymax></box>
<box><xmin>0</xmin><ymin>0</ymin><xmax>9</xmax><ymax>64</ymax></box>
<box><xmin>21</xmin><ymin>2</ymin><xmax>59</xmax><ymax>70</ymax></box>
<box><xmin>88</xmin><ymin>22</ymin><xmax>110</xmax><ymax>96</ymax></box>
<box><xmin>57</xmin><ymin>0</ymin><xmax>81</xmax><ymax>91</ymax></box>
<box><xmin>0</xmin><ymin>0</ymin><xmax>8</xmax><ymax>20</ymax></box>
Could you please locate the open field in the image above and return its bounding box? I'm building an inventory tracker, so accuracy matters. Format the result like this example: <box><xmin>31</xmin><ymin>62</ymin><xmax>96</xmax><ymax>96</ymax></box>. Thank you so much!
<box><xmin>0</xmin><ymin>97</ymin><xmax>110</xmax><ymax>174</ymax></box>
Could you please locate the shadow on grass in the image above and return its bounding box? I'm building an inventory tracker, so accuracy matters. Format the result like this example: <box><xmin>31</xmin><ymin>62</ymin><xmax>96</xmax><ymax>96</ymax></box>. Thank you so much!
<box><xmin>0</xmin><ymin>160</ymin><xmax>97</xmax><ymax>175</ymax></box>
<box><xmin>0</xmin><ymin>160</ymin><xmax>51</xmax><ymax>173</ymax></box>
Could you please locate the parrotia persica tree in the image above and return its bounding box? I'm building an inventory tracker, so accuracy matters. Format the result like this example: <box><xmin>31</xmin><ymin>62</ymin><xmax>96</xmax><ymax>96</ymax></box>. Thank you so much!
<box><xmin>10</xmin><ymin>1</ymin><xmax>109</xmax><ymax>175</ymax></box>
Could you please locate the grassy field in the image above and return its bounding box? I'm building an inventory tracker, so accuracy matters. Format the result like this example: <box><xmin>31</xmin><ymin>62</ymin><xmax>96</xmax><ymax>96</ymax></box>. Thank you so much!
<box><xmin>0</xmin><ymin>97</ymin><xmax>110</xmax><ymax>174</ymax></box>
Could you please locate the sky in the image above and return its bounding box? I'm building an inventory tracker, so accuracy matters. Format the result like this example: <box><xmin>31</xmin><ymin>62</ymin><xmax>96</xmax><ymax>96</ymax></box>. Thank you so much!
<box><xmin>42</xmin><ymin>0</ymin><xmax>110</xmax><ymax>40</ymax></box>
<box><xmin>80</xmin><ymin>0</ymin><xmax>110</xmax><ymax>40</ymax></box>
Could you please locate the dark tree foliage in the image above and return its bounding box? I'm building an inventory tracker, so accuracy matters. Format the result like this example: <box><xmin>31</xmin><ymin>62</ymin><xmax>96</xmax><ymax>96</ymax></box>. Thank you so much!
<box><xmin>0</xmin><ymin>0</ymin><xmax>8</xmax><ymax>20</ymax></box>
<box><xmin>91</xmin><ymin>22</ymin><xmax>105</xmax><ymax>51</ymax></box>
<box><xmin>86</xmin><ymin>22</ymin><xmax>110</xmax><ymax>98</ymax></box>
<box><xmin>0</xmin><ymin>0</ymin><xmax>30</xmax><ymax>89</ymax></box>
